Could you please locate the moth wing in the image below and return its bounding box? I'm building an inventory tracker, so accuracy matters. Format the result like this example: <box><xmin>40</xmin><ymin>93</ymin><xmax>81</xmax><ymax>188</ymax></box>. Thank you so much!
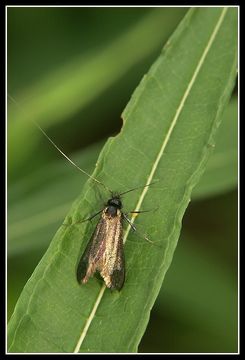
<box><xmin>76</xmin><ymin>238</ymin><xmax>92</xmax><ymax>284</ymax></box>
<box><xmin>76</xmin><ymin>217</ymin><xmax>106</xmax><ymax>284</ymax></box>
<box><xmin>109</xmin><ymin>251</ymin><xmax>125</xmax><ymax>291</ymax></box>
<box><xmin>109</xmin><ymin>218</ymin><xmax>125</xmax><ymax>291</ymax></box>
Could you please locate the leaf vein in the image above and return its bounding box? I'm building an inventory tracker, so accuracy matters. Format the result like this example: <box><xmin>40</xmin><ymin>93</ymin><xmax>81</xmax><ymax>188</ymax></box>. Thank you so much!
<box><xmin>73</xmin><ymin>7</ymin><xmax>228</xmax><ymax>353</ymax></box>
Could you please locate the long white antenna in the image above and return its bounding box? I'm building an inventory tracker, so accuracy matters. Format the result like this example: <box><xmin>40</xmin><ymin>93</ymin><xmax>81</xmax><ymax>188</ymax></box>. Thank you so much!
<box><xmin>34</xmin><ymin>121</ymin><xmax>112</xmax><ymax>193</ymax></box>
<box><xmin>8</xmin><ymin>94</ymin><xmax>112</xmax><ymax>194</ymax></box>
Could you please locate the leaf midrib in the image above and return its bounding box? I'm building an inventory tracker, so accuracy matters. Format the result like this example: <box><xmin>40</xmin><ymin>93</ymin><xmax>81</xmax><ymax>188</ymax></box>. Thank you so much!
<box><xmin>73</xmin><ymin>7</ymin><xmax>228</xmax><ymax>353</ymax></box>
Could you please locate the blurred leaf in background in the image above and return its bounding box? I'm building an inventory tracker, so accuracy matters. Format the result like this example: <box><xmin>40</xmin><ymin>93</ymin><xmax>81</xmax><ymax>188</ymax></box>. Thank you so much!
<box><xmin>7</xmin><ymin>4</ymin><xmax>188</xmax><ymax>321</ymax></box>
<box><xmin>7</xmin><ymin>6</ymin><xmax>238</xmax><ymax>353</ymax></box>
<box><xmin>8</xmin><ymin>7</ymin><xmax>187</xmax><ymax>182</ymax></box>
<box><xmin>139</xmin><ymin>190</ymin><xmax>238</xmax><ymax>353</ymax></box>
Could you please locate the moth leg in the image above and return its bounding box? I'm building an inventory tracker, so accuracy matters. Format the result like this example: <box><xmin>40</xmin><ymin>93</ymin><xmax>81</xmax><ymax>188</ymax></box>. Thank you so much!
<box><xmin>62</xmin><ymin>209</ymin><xmax>103</xmax><ymax>227</ymax></box>
<box><xmin>122</xmin><ymin>213</ymin><xmax>154</xmax><ymax>244</ymax></box>
<box><xmin>129</xmin><ymin>206</ymin><xmax>159</xmax><ymax>215</ymax></box>
<box><xmin>76</xmin><ymin>209</ymin><xmax>104</xmax><ymax>223</ymax></box>
<box><xmin>122</xmin><ymin>209</ymin><xmax>153</xmax><ymax>225</ymax></box>
<box><xmin>129</xmin><ymin>210</ymin><xmax>152</xmax><ymax>214</ymax></box>
<box><xmin>123</xmin><ymin>209</ymin><xmax>154</xmax><ymax>227</ymax></box>
<box><xmin>123</xmin><ymin>214</ymin><xmax>137</xmax><ymax>231</ymax></box>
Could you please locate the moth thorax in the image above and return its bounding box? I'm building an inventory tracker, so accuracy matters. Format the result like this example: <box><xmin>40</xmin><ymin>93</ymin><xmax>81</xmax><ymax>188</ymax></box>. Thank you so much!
<box><xmin>106</xmin><ymin>206</ymin><xmax>119</xmax><ymax>217</ymax></box>
<box><xmin>107</xmin><ymin>197</ymin><xmax>122</xmax><ymax>209</ymax></box>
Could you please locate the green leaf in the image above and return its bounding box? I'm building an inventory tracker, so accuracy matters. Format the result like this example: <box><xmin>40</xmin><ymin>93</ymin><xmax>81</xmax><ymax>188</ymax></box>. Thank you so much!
<box><xmin>7</xmin><ymin>94</ymin><xmax>238</xmax><ymax>258</ymax></box>
<box><xmin>193</xmin><ymin>95</ymin><xmax>238</xmax><ymax>199</ymax></box>
<box><xmin>164</xmin><ymin>236</ymin><xmax>237</xmax><ymax>351</ymax></box>
<box><xmin>8</xmin><ymin>7</ymin><xmax>187</xmax><ymax>180</ymax></box>
<box><xmin>8</xmin><ymin>7</ymin><xmax>237</xmax><ymax>353</ymax></box>
<box><xmin>141</xmin><ymin>230</ymin><xmax>238</xmax><ymax>352</ymax></box>
<box><xmin>8</xmin><ymin>142</ymin><xmax>103</xmax><ymax>257</ymax></box>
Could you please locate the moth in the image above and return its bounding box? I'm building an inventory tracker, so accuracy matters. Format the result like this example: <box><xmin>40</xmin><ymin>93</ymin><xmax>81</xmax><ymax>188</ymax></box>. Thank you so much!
<box><xmin>76</xmin><ymin>187</ymin><xmax>152</xmax><ymax>291</ymax></box>
<box><xmin>77</xmin><ymin>194</ymin><xmax>125</xmax><ymax>290</ymax></box>
<box><xmin>35</xmin><ymin>122</ymin><xmax>154</xmax><ymax>291</ymax></box>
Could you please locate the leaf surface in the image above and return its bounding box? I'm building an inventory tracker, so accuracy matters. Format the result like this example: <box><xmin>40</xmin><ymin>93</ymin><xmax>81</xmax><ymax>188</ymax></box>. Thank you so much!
<box><xmin>141</xmin><ymin>231</ymin><xmax>237</xmax><ymax>352</ymax></box>
<box><xmin>8</xmin><ymin>95</ymin><xmax>237</xmax><ymax>257</ymax></box>
<box><xmin>192</xmin><ymin>95</ymin><xmax>237</xmax><ymax>199</ymax></box>
<box><xmin>8</xmin><ymin>8</ymin><xmax>237</xmax><ymax>353</ymax></box>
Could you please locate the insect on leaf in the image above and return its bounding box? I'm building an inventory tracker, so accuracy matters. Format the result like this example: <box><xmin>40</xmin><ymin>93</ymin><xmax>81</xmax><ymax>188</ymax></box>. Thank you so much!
<box><xmin>8</xmin><ymin>7</ymin><xmax>237</xmax><ymax>353</ymax></box>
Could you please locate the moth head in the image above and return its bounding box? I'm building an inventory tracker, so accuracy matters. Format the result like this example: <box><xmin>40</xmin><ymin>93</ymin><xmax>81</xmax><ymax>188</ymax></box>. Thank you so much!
<box><xmin>107</xmin><ymin>196</ymin><xmax>122</xmax><ymax>209</ymax></box>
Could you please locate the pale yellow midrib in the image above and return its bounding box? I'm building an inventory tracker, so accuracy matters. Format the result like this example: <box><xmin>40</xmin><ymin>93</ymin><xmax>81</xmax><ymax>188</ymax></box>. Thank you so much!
<box><xmin>73</xmin><ymin>285</ymin><xmax>106</xmax><ymax>353</ymax></box>
<box><xmin>73</xmin><ymin>8</ymin><xmax>228</xmax><ymax>353</ymax></box>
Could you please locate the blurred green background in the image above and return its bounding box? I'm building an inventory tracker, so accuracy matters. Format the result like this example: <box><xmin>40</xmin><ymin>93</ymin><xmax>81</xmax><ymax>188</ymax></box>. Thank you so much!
<box><xmin>7</xmin><ymin>7</ymin><xmax>238</xmax><ymax>353</ymax></box>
